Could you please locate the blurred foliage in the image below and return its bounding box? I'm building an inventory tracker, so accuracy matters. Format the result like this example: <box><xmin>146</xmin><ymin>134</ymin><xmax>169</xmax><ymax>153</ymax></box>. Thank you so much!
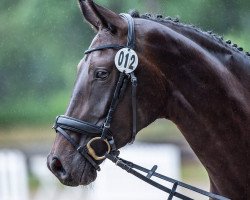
<box><xmin>0</xmin><ymin>0</ymin><xmax>249</xmax><ymax>126</ymax></box>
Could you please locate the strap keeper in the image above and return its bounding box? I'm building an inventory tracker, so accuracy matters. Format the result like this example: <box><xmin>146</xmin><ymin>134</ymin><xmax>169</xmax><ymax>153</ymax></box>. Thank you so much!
<box><xmin>125</xmin><ymin>165</ymin><xmax>132</xmax><ymax>173</ymax></box>
<box><xmin>146</xmin><ymin>165</ymin><xmax>158</xmax><ymax>179</ymax></box>
<box><xmin>77</xmin><ymin>146</ymin><xmax>89</xmax><ymax>154</ymax></box>
<box><xmin>52</xmin><ymin>116</ymin><xmax>60</xmax><ymax>129</ymax></box>
<box><xmin>104</xmin><ymin>123</ymin><xmax>110</xmax><ymax>129</ymax></box>
<box><xmin>115</xmin><ymin>158</ymin><xmax>121</xmax><ymax>166</ymax></box>
<box><xmin>130</xmin><ymin>73</ymin><xmax>137</xmax><ymax>86</ymax></box>
<box><xmin>52</xmin><ymin>124</ymin><xmax>57</xmax><ymax>129</ymax></box>
<box><xmin>101</xmin><ymin>123</ymin><xmax>111</xmax><ymax>139</ymax></box>
<box><xmin>108</xmin><ymin>138</ymin><xmax>117</xmax><ymax>151</ymax></box>
<box><xmin>116</xmin><ymin>159</ymin><xmax>132</xmax><ymax>172</ymax></box>
<box><xmin>110</xmin><ymin>150</ymin><xmax>120</xmax><ymax>157</ymax></box>
<box><xmin>167</xmin><ymin>182</ymin><xmax>179</xmax><ymax>200</ymax></box>
<box><xmin>77</xmin><ymin>146</ymin><xmax>84</xmax><ymax>153</ymax></box>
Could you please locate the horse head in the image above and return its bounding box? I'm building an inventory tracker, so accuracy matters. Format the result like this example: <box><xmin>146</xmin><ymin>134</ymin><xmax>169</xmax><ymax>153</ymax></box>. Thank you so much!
<box><xmin>47</xmin><ymin>0</ymin><xmax>167</xmax><ymax>186</ymax></box>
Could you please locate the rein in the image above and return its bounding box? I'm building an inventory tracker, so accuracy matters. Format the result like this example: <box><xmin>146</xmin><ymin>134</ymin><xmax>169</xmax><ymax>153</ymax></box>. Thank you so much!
<box><xmin>53</xmin><ymin>13</ymin><xmax>230</xmax><ymax>200</ymax></box>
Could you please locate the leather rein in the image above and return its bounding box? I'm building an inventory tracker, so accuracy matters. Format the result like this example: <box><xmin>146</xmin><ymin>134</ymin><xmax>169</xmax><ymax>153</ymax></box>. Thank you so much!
<box><xmin>53</xmin><ymin>13</ymin><xmax>229</xmax><ymax>200</ymax></box>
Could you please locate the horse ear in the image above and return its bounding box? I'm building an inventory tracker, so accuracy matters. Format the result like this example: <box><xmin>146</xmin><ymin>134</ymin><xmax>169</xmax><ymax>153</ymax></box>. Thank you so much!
<box><xmin>78</xmin><ymin>0</ymin><xmax>126</xmax><ymax>32</ymax></box>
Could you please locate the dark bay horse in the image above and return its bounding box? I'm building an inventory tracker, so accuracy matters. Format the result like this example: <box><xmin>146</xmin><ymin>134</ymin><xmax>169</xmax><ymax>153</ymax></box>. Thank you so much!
<box><xmin>47</xmin><ymin>0</ymin><xmax>250</xmax><ymax>199</ymax></box>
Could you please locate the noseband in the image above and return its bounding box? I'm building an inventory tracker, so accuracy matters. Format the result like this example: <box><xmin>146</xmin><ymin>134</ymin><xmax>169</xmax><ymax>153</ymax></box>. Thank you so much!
<box><xmin>52</xmin><ymin>13</ymin><xmax>229</xmax><ymax>200</ymax></box>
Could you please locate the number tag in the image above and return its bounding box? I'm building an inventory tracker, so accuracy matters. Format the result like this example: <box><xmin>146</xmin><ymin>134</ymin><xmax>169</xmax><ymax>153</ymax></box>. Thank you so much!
<box><xmin>115</xmin><ymin>48</ymin><xmax>138</xmax><ymax>74</ymax></box>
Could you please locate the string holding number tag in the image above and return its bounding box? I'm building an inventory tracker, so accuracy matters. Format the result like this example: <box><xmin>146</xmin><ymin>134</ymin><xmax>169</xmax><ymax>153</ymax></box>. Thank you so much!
<box><xmin>115</xmin><ymin>48</ymin><xmax>138</xmax><ymax>74</ymax></box>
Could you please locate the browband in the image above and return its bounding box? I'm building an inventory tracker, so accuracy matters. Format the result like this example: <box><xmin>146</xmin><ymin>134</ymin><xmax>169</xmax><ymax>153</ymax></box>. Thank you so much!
<box><xmin>84</xmin><ymin>44</ymin><xmax>126</xmax><ymax>54</ymax></box>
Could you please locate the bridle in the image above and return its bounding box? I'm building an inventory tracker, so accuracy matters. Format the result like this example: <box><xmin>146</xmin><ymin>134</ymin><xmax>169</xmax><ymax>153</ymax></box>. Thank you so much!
<box><xmin>53</xmin><ymin>13</ymin><xmax>229</xmax><ymax>200</ymax></box>
<box><xmin>53</xmin><ymin>13</ymin><xmax>137</xmax><ymax>171</ymax></box>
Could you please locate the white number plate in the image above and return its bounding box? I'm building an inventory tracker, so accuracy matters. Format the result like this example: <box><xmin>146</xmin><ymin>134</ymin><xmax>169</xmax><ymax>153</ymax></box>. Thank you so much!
<box><xmin>115</xmin><ymin>48</ymin><xmax>138</xmax><ymax>74</ymax></box>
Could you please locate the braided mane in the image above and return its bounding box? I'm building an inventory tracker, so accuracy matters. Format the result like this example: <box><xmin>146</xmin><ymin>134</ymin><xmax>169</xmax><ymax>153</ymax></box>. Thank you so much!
<box><xmin>129</xmin><ymin>10</ymin><xmax>250</xmax><ymax>58</ymax></box>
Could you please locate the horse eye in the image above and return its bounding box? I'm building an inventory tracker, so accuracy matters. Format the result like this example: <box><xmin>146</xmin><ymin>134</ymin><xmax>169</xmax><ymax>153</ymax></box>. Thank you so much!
<box><xmin>95</xmin><ymin>70</ymin><xmax>109</xmax><ymax>80</ymax></box>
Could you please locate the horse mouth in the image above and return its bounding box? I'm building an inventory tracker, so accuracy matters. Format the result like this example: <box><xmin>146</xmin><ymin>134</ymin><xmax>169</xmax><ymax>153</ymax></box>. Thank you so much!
<box><xmin>55</xmin><ymin>162</ymin><xmax>97</xmax><ymax>186</ymax></box>
<box><xmin>47</xmin><ymin>154</ymin><xmax>97</xmax><ymax>186</ymax></box>
<box><xmin>79</xmin><ymin>161</ymin><xmax>97</xmax><ymax>186</ymax></box>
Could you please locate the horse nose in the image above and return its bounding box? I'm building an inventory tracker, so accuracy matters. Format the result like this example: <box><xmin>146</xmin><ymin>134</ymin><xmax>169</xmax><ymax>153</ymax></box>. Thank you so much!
<box><xmin>47</xmin><ymin>155</ymin><xmax>67</xmax><ymax>179</ymax></box>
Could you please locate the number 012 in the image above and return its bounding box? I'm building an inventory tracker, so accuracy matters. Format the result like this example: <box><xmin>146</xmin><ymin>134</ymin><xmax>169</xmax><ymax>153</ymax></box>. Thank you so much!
<box><xmin>118</xmin><ymin>51</ymin><xmax>136</xmax><ymax>70</ymax></box>
<box><xmin>115</xmin><ymin>48</ymin><xmax>138</xmax><ymax>73</ymax></box>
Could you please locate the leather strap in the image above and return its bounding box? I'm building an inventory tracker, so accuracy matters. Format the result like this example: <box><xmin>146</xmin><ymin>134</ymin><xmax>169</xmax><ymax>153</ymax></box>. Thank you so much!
<box><xmin>105</xmin><ymin>154</ymin><xmax>192</xmax><ymax>200</ymax></box>
<box><xmin>55</xmin><ymin>126</ymin><xmax>100</xmax><ymax>171</ymax></box>
<box><xmin>120</xmin><ymin>13</ymin><xmax>135</xmax><ymax>49</ymax></box>
<box><xmin>101</xmin><ymin>73</ymin><xmax>127</xmax><ymax>139</ymax></box>
<box><xmin>128</xmin><ymin>160</ymin><xmax>228</xmax><ymax>200</ymax></box>
<box><xmin>55</xmin><ymin>115</ymin><xmax>102</xmax><ymax>135</ymax></box>
<box><xmin>105</xmin><ymin>154</ymin><xmax>230</xmax><ymax>200</ymax></box>
<box><xmin>168</xmin><ymin>182</ymin><xmax>179</xmax><ymax>200</ymax></box>
<box><xmin>85</xmin><ymin>44</ymin><xmax>126</xmax><ymax>54</ymax></box>
<box><xmin>130</xmin><ymin>72</ymin><xmax>137</xmax><ymax>143</ymax></box>
<box><xmin>53</xmin><ymin>11</ymin><xmax>138</xmax><ymax>174</ymax></box>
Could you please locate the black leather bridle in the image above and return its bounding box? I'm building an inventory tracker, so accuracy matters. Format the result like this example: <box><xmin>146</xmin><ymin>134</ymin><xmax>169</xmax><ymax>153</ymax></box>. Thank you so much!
<box><xmin>53</xmin><ymin>13</ymin><xmax>230</xmax><ymax>200</ymax></box>
<box><xmin>53</xmin><ymin>13</ymin><xmax>137</xmax><ymax>171</ymax></box>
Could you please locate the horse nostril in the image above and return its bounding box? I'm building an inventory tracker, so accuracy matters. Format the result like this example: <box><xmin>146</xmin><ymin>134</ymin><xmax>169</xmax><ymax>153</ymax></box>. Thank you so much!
<box><xmin>50</xmin><ymin>156</ymin><xmax>67</xmax><ymax>177</ymax></box>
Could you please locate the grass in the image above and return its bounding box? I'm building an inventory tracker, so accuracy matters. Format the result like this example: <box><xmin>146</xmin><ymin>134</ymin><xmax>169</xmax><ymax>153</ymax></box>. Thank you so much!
<box><xmin>0</xmin><ymin>125</ymin><xmax>53</xmax><ymax>147</ymax></box>
<box><xmin>138</xmin><ymin>119</ymin><xmax>185</xmax><ymax>142</ymax></box>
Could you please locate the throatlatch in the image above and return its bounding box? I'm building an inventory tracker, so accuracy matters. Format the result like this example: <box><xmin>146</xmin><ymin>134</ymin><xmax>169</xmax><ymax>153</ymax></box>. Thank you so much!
<box><xmin>53</xmin><ymin>13</ymin><xmax>229</xmax><ymax>200</ymax></box>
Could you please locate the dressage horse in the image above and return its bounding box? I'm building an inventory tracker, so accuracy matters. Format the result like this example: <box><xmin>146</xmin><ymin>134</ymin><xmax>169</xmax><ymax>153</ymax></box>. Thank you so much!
<box><xmin>47</xmin><ymin>0</ymin><xmax>250</xmax><ymax>199</ymax></box>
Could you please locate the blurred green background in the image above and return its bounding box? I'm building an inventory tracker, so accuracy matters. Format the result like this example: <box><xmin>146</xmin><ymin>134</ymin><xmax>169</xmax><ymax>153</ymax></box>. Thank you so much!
<box><xmin>0</xmin><ymin>0</ymin><xmax>249</xmax><ymax>191</ymax></box>
<box><xmin>0</xmin><ymin>0</ymin><xmax>249</xmax><ymax>127</ymax></box>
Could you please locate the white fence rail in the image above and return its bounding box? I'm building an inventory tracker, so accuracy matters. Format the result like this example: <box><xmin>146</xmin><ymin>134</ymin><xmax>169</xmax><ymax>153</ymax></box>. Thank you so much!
<box><xmin>87</xmin><ymin>144</ymin><xmax>180</xmax><ymax>200</ymax></box>
<box><xmin>0</xmin><ymin>143</ymin><xmax>180</xmax><ymax>200</ymax></box>
<box><xmin>0</xmin><ymin>150</ymin><xmax>29</xmax><ymax>200</ymax></box>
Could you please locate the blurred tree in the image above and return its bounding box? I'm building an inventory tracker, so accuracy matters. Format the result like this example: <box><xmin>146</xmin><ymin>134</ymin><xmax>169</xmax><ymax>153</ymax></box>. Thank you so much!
<box><xmin>0</xmin><ymin>0</ymin><xmax>249</xmax><ymax>126</ymax></box>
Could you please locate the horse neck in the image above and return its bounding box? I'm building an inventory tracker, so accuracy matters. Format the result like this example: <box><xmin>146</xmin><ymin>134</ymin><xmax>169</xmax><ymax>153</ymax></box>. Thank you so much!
<box><xmin>161</xmin><ymin>20</ymin><xmax>250</xmax><ymax>88</ymax></box>
<box><xmin>137</xmin><ymin>19</ymin><xmax>250</xmax><ymax>197</ymax></box>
